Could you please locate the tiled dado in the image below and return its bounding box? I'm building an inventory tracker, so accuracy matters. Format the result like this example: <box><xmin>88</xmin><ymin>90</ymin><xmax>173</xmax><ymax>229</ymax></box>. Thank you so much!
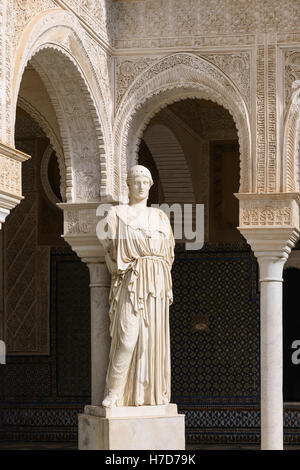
<box><xmin>1</xmin><ymin>406</ymin><xmax>300</xmax><ymax>444</ymax></box>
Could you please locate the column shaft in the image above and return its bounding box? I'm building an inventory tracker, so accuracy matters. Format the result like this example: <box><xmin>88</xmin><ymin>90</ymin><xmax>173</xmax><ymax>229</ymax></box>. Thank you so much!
<box><xmin>86</xmin><ymin>260</ymin><xmax>111</xmax><ymax>406</ymax></box>
<box><xmin>257</xmin><ymin>253</ymin><xmax>287</xmax><ymax>450</ymax></box>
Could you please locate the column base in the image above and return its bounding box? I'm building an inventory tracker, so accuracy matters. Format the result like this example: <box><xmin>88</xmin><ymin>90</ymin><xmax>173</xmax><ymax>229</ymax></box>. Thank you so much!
<box><xmin>78</xmin><ymin>404</ymin><xmax>185</xmax><ymax>450</ymax></box>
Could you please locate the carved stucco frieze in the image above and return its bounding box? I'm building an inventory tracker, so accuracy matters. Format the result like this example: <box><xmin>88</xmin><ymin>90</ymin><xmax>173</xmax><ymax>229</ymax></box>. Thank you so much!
<box><xmin>115</xmin><ymin>52</ymin><xmax>251</xmax><ymax>112</ymax></box>
<box><xmin>201</xmin><ymin>53</ymin><xmax>251</xmax><ymax>108</ymax></box>
<box><xmin>285</xmin><ymin>51</ymin><xmax>300</xmax><ymax>107</ymax></box>
<box><xmin>114</xmin><ymin>34</ymin><xmax>257</xmax><ymax>50</ymax></box>
<box><xmin>115</xmin><ymin>0</ymin><xmax>300</xmax><ymax>43</ymax></box>
<box><xmin>0</xmin><ymin>142</ymin><xmax>30</xmax><ymax>228</ymax></box>
<box><xmin>0</xmin><ymin>155</ymin><xmax>21</xmax><ymax>196</ymax></box>
<box><xmin>61</xmin><ymin>0</ymin><xmax>114</xmax><ymax>43</ymax></box>
<box><xmin>241</xmin><ymin>207</ymin><xmax>292</xmax><ymax>226</ymax></box>
<box><xmin>58</xmin><ymin>202</ymin><xmax>106</xmax><ymax>259</ymax></box>
<box><xmin>236</xmin><ymin>193</ymin><xmax>300</xmax><ymax>229</ymax></box>
<box><xmin>0</xmin><ymin>143</ymin><xmax>30</xmax><ymax>196</ymax></box>
<box><xmin>267</xmin><ymin>45</ymin><xmax>277</xmax><ymax>193</ymax></box>
<box><xmin>115</xmin><ymin>57</ymin><xmax>160</xmax><ymax>110</ymax></box>
<box><xmin>256</xmin><ymin>45</ymin><xmax>266</xmax><ymax>194</ymax></box>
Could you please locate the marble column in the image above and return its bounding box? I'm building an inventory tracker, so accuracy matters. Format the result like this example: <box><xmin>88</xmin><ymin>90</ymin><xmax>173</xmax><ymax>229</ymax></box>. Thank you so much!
<box><xmin>58</xmin><ymin>203</ymin><xmax>113</xmax><ymax>406</ymax></box>
<box><xmin>83</xmin><ymin>257</ymin><xmax>111</xmax><ymax>406</ymax></box>
<box><xmin>255</xmin><ymin>252</ymin><xmax>287</xmax><ymax>450</ymax></box>
<box><xmin>236</xmin><ymin>193</ymin><xmax>300</xmax><ymax>450</ymax></box>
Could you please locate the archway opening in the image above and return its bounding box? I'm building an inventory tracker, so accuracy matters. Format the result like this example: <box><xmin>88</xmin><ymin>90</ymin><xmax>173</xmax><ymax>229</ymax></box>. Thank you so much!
<box><xmin>138</xmin><ymin>98</ymin><xmax>241</xmax><ymax>244</ymax></box>
<box><xmin>0</xmin><ymin>48</ymin><xmax>95</xmax><ymax>443</ymax></box>
<box><xmin>137</xmin><ymin>97</ymin><xmax>259</xmax><ymax>435</ymax></box>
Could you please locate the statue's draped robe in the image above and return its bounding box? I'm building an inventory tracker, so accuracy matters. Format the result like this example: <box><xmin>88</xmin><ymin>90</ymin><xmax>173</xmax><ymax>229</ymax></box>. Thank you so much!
<box><xmin>102</xmin><ymin>205</ymin><xmax>174</xmax><ymax>406</ymax></box>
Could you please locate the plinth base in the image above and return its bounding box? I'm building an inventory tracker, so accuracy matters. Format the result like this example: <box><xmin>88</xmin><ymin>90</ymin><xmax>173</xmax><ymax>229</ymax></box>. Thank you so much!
<box><xmin>78</xmin><ymin>404</ymin><xmax>185</xmax><ymax>450</ymax></box>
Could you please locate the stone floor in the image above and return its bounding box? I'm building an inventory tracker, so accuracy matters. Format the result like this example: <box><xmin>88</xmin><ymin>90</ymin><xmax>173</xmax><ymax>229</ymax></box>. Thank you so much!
<box><xmin>0</xmin><ymin>442</ymin><xmax>299</xmax><ymax>450</ymax></box>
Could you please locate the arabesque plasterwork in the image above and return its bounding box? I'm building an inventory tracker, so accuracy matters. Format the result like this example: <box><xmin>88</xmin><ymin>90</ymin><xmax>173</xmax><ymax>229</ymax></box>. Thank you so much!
<box><xmin>114</xmin><ymin>53</ymin><xmax>251</xmax><ymax>201</ymax></box>
<box><xmin>0</xmin><ymin>0</ymin><xmax>299</xmax><ymax>229</ymax></box>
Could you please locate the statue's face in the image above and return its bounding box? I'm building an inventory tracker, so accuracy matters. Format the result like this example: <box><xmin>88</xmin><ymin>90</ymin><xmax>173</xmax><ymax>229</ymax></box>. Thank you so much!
<box><xmin>129</xmin><ymin>175</ymin><xmax>151</xmax><ymax>201</ymax></box>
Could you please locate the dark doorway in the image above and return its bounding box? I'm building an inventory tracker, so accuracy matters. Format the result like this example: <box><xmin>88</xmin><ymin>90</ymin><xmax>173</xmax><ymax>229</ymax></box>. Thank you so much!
<box><xmin>283</xmin><ymin>267</ymin><xmax>300</xmax><ymax>402</ymax></box>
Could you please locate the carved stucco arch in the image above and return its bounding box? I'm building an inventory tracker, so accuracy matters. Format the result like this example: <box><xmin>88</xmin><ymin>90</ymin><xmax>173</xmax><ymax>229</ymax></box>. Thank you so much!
<box><xmin>11</xmin><ymin>9</ymin><xmax>110</xmax><ymax>202</ymax></box>
<box><xmin>282</xmin><ymin>87</ymin><xmax>300</xmax><ymax>192</ymax></box>
<box><xmin>114</xmin><ymin>53</ymin><xmax>251</xmax><ymax>202</ymax></box>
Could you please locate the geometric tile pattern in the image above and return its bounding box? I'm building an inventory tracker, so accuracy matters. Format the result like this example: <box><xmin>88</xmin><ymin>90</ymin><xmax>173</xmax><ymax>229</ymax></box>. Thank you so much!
<box><xmin>171</xmin><ymin>248</ymin><xmax>260</xmax><ymax>403</ymax></box>
<box><xmin>4</xmin><ymin>146</ymin><xmax>50</xmax><ymax>354</ymax></box>
<box><xmin>53</xmin><ymin>255</ymin><xmax>91</xmax><ymax>397</ymax></box>
<box><xmin>2</xmin><ymin>408</ymin><xmax>78</xmax><ymax>426</ymax></box>
<box><xmin>2</xmin><ymin>237</ymin><xmax>300</xmax><ymax>444</ymax></box>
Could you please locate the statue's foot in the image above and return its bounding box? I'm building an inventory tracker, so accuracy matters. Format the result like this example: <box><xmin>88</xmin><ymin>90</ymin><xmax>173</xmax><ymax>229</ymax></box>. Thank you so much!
<box><xmin>102</xmin><ymin>390</ymin><xmax>118</xmax><ymax>408</ymax></box>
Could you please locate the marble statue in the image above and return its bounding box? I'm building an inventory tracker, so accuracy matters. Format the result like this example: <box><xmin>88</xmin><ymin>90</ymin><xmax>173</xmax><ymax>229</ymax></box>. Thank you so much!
<box><xmin>99</xmin><ymin>165</ymin><xmax>175</xmax><ymax>407</ymax></box>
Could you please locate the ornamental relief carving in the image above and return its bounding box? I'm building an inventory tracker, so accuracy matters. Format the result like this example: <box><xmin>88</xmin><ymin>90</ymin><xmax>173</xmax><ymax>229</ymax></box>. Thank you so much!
<box><xmin>114</xmin><ymin>34</ymin><xmax>256</xmax><ymax>50</ymax></box>
<box><xmin>0</xmin><ymin>156</ymin><xmax>21</xmax><ymax>196</ymax></box>
<box><xmin>285</xmin><ymin>51</ymin><xmax>300</xmax><ymax>107</ymax></box>
<box><xmin>8</xmin><ymin>8</ymin><xmax>112</xmax><ymax>201</ymax></box>
<box><xmin>115</xmin><ymin>52</ymin><xmax>251</xmax><ymax>111</ymax></box>
<box><xmin>115</xmin><ymin>57</ymin><xmax>161</xmax><ymax>109</ymax></box>
<box><xmin>241</xmin><ymin>207</ymin><xmax>292</xmax><ymax>226</ymax></box>
<box><xmin>200</xmin><ymin>53</ymin><xmax>251</xmax><ymax>107</ymax></box>
<box><xmin>12</xmin><ymin>0</ymin><xmax>57</xmax><ymax>52</ymax></box>
<box><xmin>64</xmin><ymin>209</ymin><xmax>97</xmax><ymax>235</ymax></box>
<box><xmin>118</xmin><ymin>54</ymin><xmax>241</xmax><ymax>110</ymax></box>
<box><xmin>115</xmin><ymin>0</ymin><xmax>300</xmax><ymax>41</ymax></box>
<box><xmin>31</xmin><ymin>49</ymin><xmax>102</xmax><ymax>202</ymax></box>
<box><xmin>63</xmin><ymin>0</ymin><xmax>114</xmax><ymax>42</ymax></box>
<box><xmin>114</xmin><ymin>53</ymin><xmax>251</xmax><ymax>201</ymax></box>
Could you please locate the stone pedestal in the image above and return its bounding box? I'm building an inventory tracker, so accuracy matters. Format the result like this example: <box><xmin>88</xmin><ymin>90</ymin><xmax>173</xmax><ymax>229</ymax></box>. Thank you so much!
<box><xmin>78</xmin><ymin>404</ymin><xmax>185</xmax><ymax>450</ymax></box>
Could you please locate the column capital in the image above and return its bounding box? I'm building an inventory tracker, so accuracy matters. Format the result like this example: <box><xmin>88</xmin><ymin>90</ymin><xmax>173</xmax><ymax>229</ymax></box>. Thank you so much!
<box><xmin>235</xmin><ymin>191</ymin><xmax>300</xmax><ymax>256</ymax></box>
<box><xmin>58</xmin><ymin>202</ymin><xmax>105</xmax><ymax>260</ymax></box>
<box><xmin>238</xmin><ymin>226</ymin><xmax>300</xmax><ymax>257</ymax></box>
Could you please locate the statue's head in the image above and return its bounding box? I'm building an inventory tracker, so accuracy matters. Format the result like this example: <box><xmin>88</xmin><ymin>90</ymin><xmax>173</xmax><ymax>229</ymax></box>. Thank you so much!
<box><xmin>127</xmin><ymin>165</ymin><xmax>153</xmax><ymax>202</ymax></box>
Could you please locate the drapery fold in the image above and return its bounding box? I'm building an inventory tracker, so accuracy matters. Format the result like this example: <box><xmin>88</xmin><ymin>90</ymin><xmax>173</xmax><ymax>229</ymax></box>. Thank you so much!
<box><xmin>101</xmin><ymin>205</ymin><xmax>174</xmax><ymax>406</ymax></box>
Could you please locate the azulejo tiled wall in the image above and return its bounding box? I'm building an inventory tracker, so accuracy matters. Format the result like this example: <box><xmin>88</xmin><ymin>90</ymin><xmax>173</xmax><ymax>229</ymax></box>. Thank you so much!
<box><xmin>1</xmin><ymin>243</ymin><xmax>300</xmax><ymax>444</ymax></box>
<box><xmin>171</xmin><ymin>244</ymin><xmax>300</xmax><ymax>444</ymax></box>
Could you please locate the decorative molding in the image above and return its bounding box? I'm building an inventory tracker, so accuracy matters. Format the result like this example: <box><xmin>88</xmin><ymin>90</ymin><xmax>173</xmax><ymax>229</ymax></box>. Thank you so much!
<box><xmin>267</xmin><ymin>45</ymin><xmax>277</xmax><ymax>193</ymax></box>
<box><xmin>256</xmin><ymin>45</ymin><xmax>266</xmax><ymax>194</ymax></box>
<box><xmin>0</xmin><ymin>143</ymin><xmax>30</xmax><ymax>228</ymax></box>
<box><xmin>236</xmin><ymin>193</ymin><xmax>300</xmax><ymax>229</ymax></box>
<box><xmin>282</xmin><ymin>87</ymin><xmax>300</xmax><ymax>193</ymax></box>
<box><xmin>115</xmin><ymin>56</ymin><xmax>160</xmax><ymax>109</ymax></box>
<box><xmin>0</xmin><ymin>156</ymin><xmax>21</xmax><ymax>197</ymax></box>
<box><xmin>40</xmin><ymin>145</ymin><xmax>61</xmax><ymax>207</ymax></box>
<box><xmin>201</xmin><ymin>53</ymin><xmax>251</xmax><ymax>108</ymax></box>
<box><xmin>114</xmin><ymin>0</ymin><xmax>300</xmax><ymax>47</ymax></box>
<box><xmin>58</xmin><ymin>202</ymin><xmax>105</xmax><ymax>259</ymax></box>
<box><xmin>114</xmin><ymin>34</ymin><xmax>256</xmax><ymax>51</ymax></box>
<box><xmin>284</xmin><ymin>51</ymin><xmax>300</xmax><ymax>107</ymax></box>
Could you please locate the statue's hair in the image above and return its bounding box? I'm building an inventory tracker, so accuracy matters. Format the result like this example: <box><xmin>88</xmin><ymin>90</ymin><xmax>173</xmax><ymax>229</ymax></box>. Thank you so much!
<box><xmin>127</xmin><ymin>165</ymin><xmax>153</xmax><ymax>187</ymax></box>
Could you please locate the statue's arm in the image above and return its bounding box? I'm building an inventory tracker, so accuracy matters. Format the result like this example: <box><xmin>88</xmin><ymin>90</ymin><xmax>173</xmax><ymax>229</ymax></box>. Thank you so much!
<box><xmin>168</xmin><ymin>224</ymin><xmax>175</xmax><ymax>267</ymax></box>
<box><xmin>100</xmin><ymin>208</ymin><xmax>118</xmax><ymax>275</ymax></box>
